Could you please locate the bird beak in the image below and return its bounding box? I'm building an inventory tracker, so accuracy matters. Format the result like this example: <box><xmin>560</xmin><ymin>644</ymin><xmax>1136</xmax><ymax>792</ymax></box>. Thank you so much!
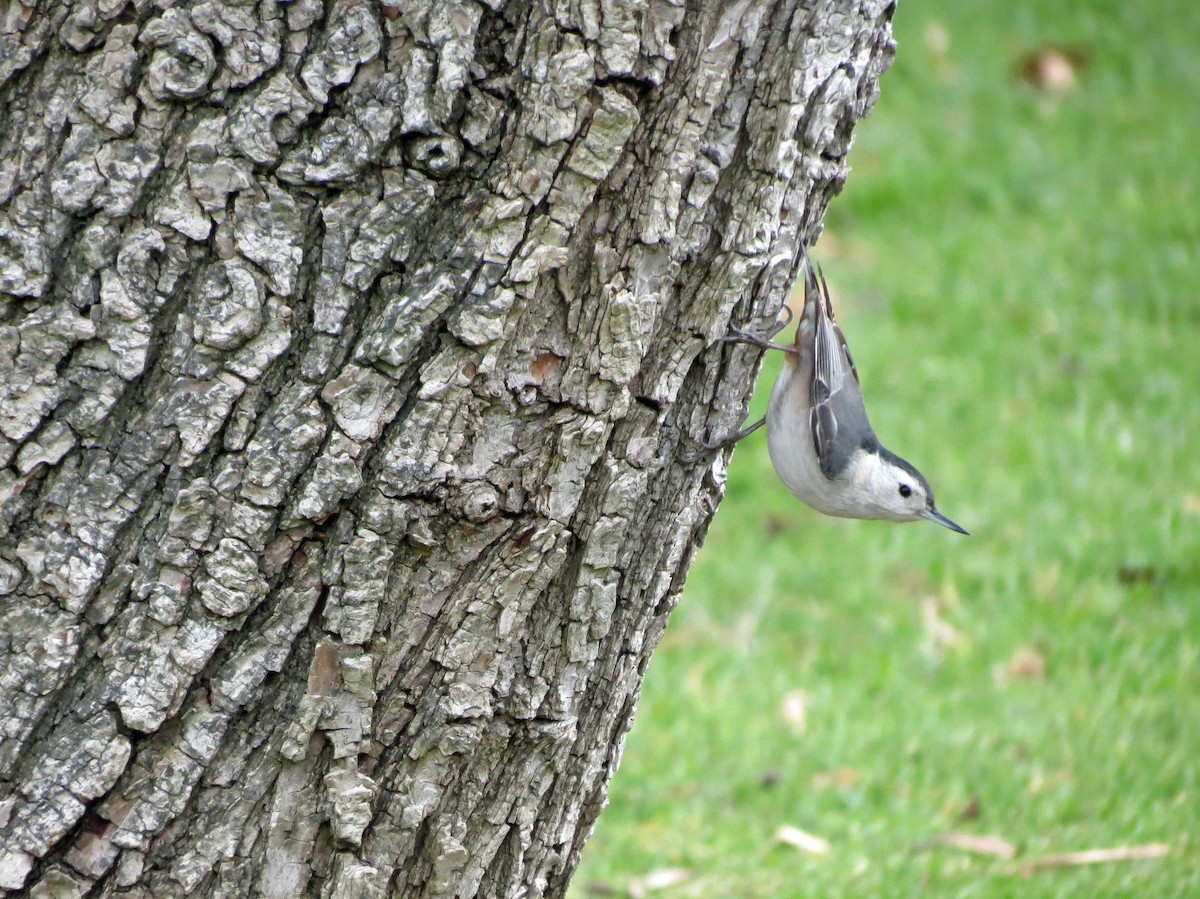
<box><xmin>920</xmin><ymin>507</ymin><xmax>969</xmax><ymax>535</ymax></box>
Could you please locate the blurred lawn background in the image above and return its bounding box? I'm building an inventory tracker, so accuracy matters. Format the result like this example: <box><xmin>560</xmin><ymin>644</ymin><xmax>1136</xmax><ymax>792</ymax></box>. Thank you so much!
<box><xmin>572</xmin><ymin>1</ymin><xmax>1200</xmax><ymax>897</ymax></box>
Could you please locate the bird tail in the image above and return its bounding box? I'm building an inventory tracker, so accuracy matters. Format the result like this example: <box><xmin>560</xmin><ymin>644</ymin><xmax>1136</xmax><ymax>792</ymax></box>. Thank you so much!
<box><xmin>794</xmin><ymin>244</ymin><xmax>823</xmax><ymax>350</ymax></box>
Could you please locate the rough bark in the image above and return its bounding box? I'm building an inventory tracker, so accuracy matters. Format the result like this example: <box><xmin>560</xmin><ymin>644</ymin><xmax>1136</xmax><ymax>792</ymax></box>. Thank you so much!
<box><xmin>0</xmin><ymin>1</ymin><xmax>894</xmax><ymax>896</ymax></box>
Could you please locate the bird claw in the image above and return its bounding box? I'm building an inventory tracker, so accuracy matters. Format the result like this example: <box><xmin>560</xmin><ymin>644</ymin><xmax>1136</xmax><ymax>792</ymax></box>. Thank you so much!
<box><xmin>722</xmin><ymin>324</ymin><xmax>761</xmax><ymax>344</ymax></box>
<box><xmin>720</xmin><ymin>305</ymin><xmax>794</xmax><ymax>350</ymax></box>
<box><xmin>682</xmin><ymin>417</ymin><xmax>765</xmax><ymax>463</ymax></box>
<box><xmin>681</xmin><ymin>434</ymin><xmax>734</xmax><ymax>464</ymax></box>
<box><xmin>771</xmin><ymin>303</ymin><xmax>795</xmax><ymax>334</ymax></box>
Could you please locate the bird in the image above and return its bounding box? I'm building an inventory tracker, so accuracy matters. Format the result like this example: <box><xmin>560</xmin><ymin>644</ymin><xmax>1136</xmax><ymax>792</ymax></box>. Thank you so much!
<box><xmin>697</xmin><ymin>247</ymin><xmax>968</xmax><ymax>534</ymax></box>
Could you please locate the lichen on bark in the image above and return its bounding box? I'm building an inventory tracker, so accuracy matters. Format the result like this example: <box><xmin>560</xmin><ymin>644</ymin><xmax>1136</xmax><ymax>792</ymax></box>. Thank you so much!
<box><xmin>0</xmin><ymin>1</ymin><xmax>895</xmax><ymax>895</ymax></box>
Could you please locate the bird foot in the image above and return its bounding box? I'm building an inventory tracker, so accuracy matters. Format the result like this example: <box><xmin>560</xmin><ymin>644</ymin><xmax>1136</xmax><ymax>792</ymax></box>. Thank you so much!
<box><xmin>721</xmin><ymin>305</ymin><xmax>795</xmax><ymax>352</ymax></box>
<box><xmin>682</xmin><ymin>417</ymin><xmax>766</xmax><ymax>463</ymax></box>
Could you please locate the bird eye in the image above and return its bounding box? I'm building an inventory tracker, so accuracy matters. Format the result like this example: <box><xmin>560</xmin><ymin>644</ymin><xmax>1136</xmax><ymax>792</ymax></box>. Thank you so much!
<box><xmin>898</xmin><ymin>484</ymin><xmax>912</xmax><ymax>498</ymax></box>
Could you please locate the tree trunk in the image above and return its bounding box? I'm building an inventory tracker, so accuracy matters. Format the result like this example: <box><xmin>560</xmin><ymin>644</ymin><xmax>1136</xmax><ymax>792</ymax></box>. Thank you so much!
<box><xmin>0</xmin><ymin>1</ymin><xmax>894</xmax><ymax>895</ymax></box>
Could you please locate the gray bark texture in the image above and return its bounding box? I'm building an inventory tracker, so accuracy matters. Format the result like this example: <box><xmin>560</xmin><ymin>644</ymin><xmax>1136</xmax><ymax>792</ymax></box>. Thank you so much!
<box><xmin>0</xmin><ymin>1</ymin><xmax>894</xmax><ymax>896</ymax></box>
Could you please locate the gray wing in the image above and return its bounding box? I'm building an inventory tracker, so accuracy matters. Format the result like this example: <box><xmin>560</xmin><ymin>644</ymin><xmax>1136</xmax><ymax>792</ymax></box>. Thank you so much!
<box><xmin>807</xmin><ymin>263</ymin><xmax>875</xmax><ymax>479</ymax></box>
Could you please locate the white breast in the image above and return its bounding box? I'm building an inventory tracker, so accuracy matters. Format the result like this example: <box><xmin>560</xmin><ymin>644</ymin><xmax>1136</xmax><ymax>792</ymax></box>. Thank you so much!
<box><xmin>765</xmin><ymin>362</ymin><xmax>867</xmax><ymax>519</ymax></box>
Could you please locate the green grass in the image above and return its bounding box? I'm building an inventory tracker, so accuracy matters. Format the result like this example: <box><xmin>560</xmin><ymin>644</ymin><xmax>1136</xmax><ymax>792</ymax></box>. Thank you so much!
<box><xmin>572</xmin><ymin>2</ymin><xmax>1200</xmax><ymax>897</ymax></box>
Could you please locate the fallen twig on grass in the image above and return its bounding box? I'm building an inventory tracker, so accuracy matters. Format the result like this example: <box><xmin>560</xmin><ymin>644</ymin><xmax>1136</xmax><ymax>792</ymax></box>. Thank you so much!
<box><xmin>627</xmin><ymin>868</ymin><xmax>690</xmax><ymax>897</ymax></box>
<box><xmin>775</xmin><ymin>824</ymin><xmax>831</xmax><ymax>854</ymax></box>
<box><xmin>1019</xmin><ymin>843</ymin><xmax>1169</xmax><ymax>874</ymax></box>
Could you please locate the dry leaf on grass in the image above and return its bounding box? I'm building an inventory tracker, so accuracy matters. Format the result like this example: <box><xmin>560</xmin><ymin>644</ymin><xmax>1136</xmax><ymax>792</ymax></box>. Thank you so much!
<box><xmin>811</xmin><ymin>767</ymin><xmax>857</xmax><ymax>790</ymax></box>
<box><xmin>921</xmin><ymin>596</ymin><xmax>967</xmax><ymax>650</ymax></box>
<box><xmin>957</xmin><ymin>795</ymin><xmax>982</xmax><ymax>821</ymax></box>
<box><xmin>779</xmin><ymin>691</ymin><xmax>807</xmax><ymax>735</ymax></box>
<box><xmin>628</xmin><ymin>868</ymin><xmax>690</xmax><ymax>897</ymax></box>
<box><xmin>1001</xmin><ymin>645</ymin><xmax>1046</xmax><ymax>681</ymax></box>
<box><xmin>1020</xmin><ymin>843</ymin><xmax>1169</xmax><ymax>874</ymax></box>
<box><xmin>931</xmin><ymin>833</ymin><xmax>1017</xmax><ymax>859</ymax></box>
<box><xmin>1016</xmin><ymin>47</ymin><xmax>1090</xmax><ymax>92</ymax></box>
<box><xmin>923</xmin><ymin>22</ymin><xmax>949</xmax><ymax>56</ymax></box>
<box><xmin>776</xmin><ymin>825</ymin><xmax>831</xmax><ymax>854</ymax></box>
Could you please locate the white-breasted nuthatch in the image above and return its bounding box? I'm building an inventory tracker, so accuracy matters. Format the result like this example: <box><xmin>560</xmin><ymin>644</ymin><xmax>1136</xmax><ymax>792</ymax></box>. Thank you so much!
<box><xmin>698</xmin><ymin>248</ymin><xmax>968</xmax><ymax>534</ymax></box>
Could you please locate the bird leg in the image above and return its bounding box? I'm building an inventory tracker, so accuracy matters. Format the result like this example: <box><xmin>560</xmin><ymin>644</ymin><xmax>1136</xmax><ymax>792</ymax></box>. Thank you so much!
<box><xmin>682</xmin><ymin>416</ymin><xmax>765</xmax><ymax>462</ymax></box>
<box><xmin>722</xmin><ymin>328</ymin><xmax>796</xmax><ymax>354</ymax></box>
<box><xmin>720</xmin><ymin>304</ymin><xmax>798</xmax><ymax>354</ymax></box>
<box><xmin>684</xmin><ymin>306</ymin><xmax>793</xmax><ymax>462</ymax></box>
<box><xmin>720</xmin><ymin>304</ymin><xmax>796</xmax><ymax>355</ymax></box>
